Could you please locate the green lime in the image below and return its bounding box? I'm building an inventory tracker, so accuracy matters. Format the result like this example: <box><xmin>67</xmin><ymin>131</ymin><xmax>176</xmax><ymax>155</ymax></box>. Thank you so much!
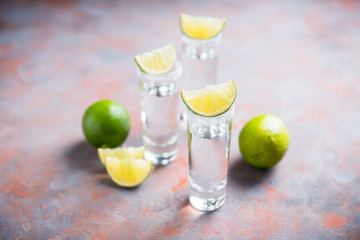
<box><xmin>82</xmin><ymin>100</ymin><xmax>130</xmax><ymax>148</ymax></box>
<box><xmin>239</xmin><ymin>114</ymin><xmax>290</xmax><ymax>168</ymax></box>
<box><xmin>102</xmin><ymin>146</ymin><xmax>152</xmax><ymax>188</ymax></box>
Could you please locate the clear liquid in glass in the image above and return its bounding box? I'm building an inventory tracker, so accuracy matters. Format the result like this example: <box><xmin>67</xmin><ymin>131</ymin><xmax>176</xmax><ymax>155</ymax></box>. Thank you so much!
<box><xmin>138</xmin><ymin>61</ymin><xmax>182</xmax><ymax>165</ymax></box>
<box><xmin>187</xmin><ymin>112</ymin><xmax>232</xmax><ymax>211</ymax></box>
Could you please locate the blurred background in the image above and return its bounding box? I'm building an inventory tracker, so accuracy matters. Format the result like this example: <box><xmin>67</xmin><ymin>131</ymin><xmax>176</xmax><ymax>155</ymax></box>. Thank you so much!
<box><xmin>1</xmin><ymin>0</ymin><xmax>359</xmax><ymax>239</ymax></box>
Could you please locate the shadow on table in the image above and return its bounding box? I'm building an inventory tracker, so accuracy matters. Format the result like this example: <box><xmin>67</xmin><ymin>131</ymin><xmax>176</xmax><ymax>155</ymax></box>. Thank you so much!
<box><xmin>228</xmin><ymin>157</ymin><xmax>274</xmax><ymax>188</ymax></box>
<box><xmin>146</xmin><ymin>197</ymin><xmax>208</xmax><ymax>239</ymax></box>
<box><xmin>63</xmin><ymin>139</ymin><xmax>104</xmax><ymax>174</ymax></box>
<box><xmin>63</xmin><ymin>139</ymin><xmax>144</xmax><ymax>190</ymax></box>
<box><xmin>98</xmin><ymin>177</ymin><xmax>119</xmax><ymax>189</ymax></box>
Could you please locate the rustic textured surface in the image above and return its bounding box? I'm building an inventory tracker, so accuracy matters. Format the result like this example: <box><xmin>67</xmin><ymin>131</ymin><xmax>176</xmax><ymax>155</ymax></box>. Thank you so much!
<box><xmin>1</xmin><ymin>0</ymin><xmax>360</xmax><ymax>239</ymax></box>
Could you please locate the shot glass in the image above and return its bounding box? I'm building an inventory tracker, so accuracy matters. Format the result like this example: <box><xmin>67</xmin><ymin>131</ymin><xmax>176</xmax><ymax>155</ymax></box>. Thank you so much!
<box><xmin>181</xmin><ymin>32</ymin><xmax>222</xmax><ymax>91</ymax></box>
<box><xmin>186</xmin><ymin>105</ymin><xmax>234</xmax><ymax>211</ymax></box>
<box><xmin>180</xmin><ymin>33</ymin><xmax>223</xmax><ymax>120</ymax></box>
<box><xmin>137</xmin><ymin>60</ymin><xmax>182</xmax><ymax>165</ymax></box>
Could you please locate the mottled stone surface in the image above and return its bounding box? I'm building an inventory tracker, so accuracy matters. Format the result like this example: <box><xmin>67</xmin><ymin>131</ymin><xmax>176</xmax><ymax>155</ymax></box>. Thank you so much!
<box><xmin>1</xmin><ymin>0</ymin><xmax>359</xmax><ymax>239</ymax></box>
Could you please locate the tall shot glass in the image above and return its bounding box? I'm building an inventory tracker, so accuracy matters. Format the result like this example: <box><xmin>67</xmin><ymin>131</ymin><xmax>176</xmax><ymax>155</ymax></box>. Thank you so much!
<box><xmin>137</xmin><ymin>60</ymin><xmax>182</xmax><ymax>165</ymax></box>
<box><xmin>181</xmin><ymin>33</ymin><xmax>222</xmax><ymax>91</ymax></box>
<box><xmin>186</xmin><ymin>105</ymin><xmax>234</xmax><ymax>211</ymax></box>
<box><xmin>179</xmin><ymin>33</ymin><xmax>223</xmax><ymax>120</ymax></box>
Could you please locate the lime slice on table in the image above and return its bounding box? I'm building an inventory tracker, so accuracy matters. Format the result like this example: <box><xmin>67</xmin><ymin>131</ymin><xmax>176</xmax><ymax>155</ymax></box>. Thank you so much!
<box><xmin>180</xmin><ymin>13</ymin><xmax>226</xmax><ymax>40</ymax></box>
<box><xmin>181</xmin><ymin>80</ymin><xmax>237</xmax><ymax>117</ymax></box>
<box><xmin>134</xmin><ymin>43</ymin><xmax>177</xmax><ymax>75</ymax></box>
<box><xmin>99</xmin><ymin>147</ymin><xmax>152</xmax><ymax>188</ymax></box>
<box><xmin>98</xmin><ymin>146</ymin><xmax>145</xmax><ymax>166</ymax></box>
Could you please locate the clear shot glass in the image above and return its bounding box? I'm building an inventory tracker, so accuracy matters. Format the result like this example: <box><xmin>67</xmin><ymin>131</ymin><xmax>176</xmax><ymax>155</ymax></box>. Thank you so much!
<box><xmin>137</xmin><ymin>60</ymin><xmax>182</xmax><ymax>165</ymax></box>
<box><xmin>179</xmin><ymin>33</ymin><xmax>223</xmax><ymax>121</ymax></box>
<box><xmin>181</xmin><ymin>33</ymin><xmax>222</xmax><ymax>91</ymax></box>
<box><xmin>186</xmin><ymin>105</ymin><xmax>234</xmax><ymax>211</ymax></box>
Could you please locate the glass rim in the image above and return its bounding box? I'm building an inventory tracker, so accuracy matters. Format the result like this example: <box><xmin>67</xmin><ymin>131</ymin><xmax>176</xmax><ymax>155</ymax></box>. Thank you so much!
<box><xmin>137</xmin><ymin>60</ymin><xmax>182</xmax><ymax>80</ymax></box>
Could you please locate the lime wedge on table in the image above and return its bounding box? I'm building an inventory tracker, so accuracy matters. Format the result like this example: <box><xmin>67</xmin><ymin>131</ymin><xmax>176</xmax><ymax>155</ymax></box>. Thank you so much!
<box><xmin>134</xmin><ymin>43</ymin><xmax>177</xmax><ymax>75</ymax></box>
<box><xmin>98</xmin><ymin>147</ymin><xmax>145</xmax><ymax>166</ymax></box>
<box><xmin>181</xmin><ymin>80</ymin><xmax>237</xmax><ymax>117</ymax></box>
<box><xmin>180</xmin><ymin>13</ymin><xmax>226</xmax><ymax>40</ymax></box>
<box><xmin>98</xmin><ymin>147</ymin><xmax>152</xmax><ymax>188</ymax></box>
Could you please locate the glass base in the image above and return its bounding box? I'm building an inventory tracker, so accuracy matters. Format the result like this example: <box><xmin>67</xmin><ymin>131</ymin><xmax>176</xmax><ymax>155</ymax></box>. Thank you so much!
<box><xmin>144</xmin><ymin>149</ymin><xmax>177</xmax><ymax>165</ymax></box>
<box><xmin>189</xmin><ymin>194</ymin><xmax>226</xmax><ymax>212</ymax></box>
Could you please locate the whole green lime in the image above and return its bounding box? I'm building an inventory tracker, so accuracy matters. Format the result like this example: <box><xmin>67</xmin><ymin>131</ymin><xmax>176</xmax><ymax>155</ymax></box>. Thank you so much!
<box><xmin>239</xmin><ymin>114</ymin><xmax>290</xmax><ymax>168</ymax></box>
<box><xmin>82</xmin><ymin>100</ymin><xmax>130</xmax><ymax>148</ymax></box>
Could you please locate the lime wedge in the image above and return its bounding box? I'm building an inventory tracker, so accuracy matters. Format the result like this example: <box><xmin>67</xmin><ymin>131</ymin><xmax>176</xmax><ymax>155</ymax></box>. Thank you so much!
<box><xmin>181</xmin><ymin>80</ymin><xmax>237</xmax><ymax>117</ymax></box>
<box><xmin>101</xmin><ymin>147</ymin><xmax>152</xmax><ymax>188</ymax></box>
<box><xmin>180</xmin><ymin>13</ymin><xmax>226</xmax><ymax>40</ymax></box>
<box><xmin>98</xmin><ymin>147</ymin><xmax>144</xmax><ymax>166</ymax></box>
<box><xmin>134</xmin><ymin>43</ymin><xmax>177</xmax><ymax>75</ymax></box>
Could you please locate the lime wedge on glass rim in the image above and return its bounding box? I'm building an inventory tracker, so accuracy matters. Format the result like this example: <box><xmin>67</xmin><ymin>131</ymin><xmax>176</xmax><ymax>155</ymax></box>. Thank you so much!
<box><xmin>181</xmin><ymin>80</ymin><xmax>237</xmax><ymax>117</ymax></box>
<box><xmin>134</xmin><ymin>43</ymin><xmax>177</xmax><ymax>75</ymax></box>
<box><xmin>180</xmin><ymin>13</ymin><xmax>226</xmax><ymax>40</ymax></box>
<box><xmin>98</xmin><ymin>146</ymin><xmax>152</xmax><ymax>188</ymax></box>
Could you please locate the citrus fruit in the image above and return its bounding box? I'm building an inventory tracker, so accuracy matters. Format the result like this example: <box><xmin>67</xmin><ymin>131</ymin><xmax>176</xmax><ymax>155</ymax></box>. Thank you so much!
<box><xmin>239</xmin><ymin>114</ymin><xmax>290</xmax><ymax>168</ymax></box>
<box><xmin>134</xmin><ymin>43</ymin><xmax>177</xmax><ymax>75</ymax></box>
<box><xmin>98</xmin><ymin>146</ymin><xmax>145</xmax><ymax>166</ymax></box>
<box><xmin>180</xmin><ymin>13</ymin><xmax>226</xmax><ymax>40</ymax></box>
<box><xmin>181</xmin><ymin>80</ymin><xmax>237</xmax><ymax>117</ymax></box>
<box><xmin>82</xmin><ymin>100</ymin><xmax>130</xmax><ymax>148</ymax></box>
<box><xmin>103</xmin><ymin>147</ymin><xmax>152</xmax><ymax>188</ymax></box>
